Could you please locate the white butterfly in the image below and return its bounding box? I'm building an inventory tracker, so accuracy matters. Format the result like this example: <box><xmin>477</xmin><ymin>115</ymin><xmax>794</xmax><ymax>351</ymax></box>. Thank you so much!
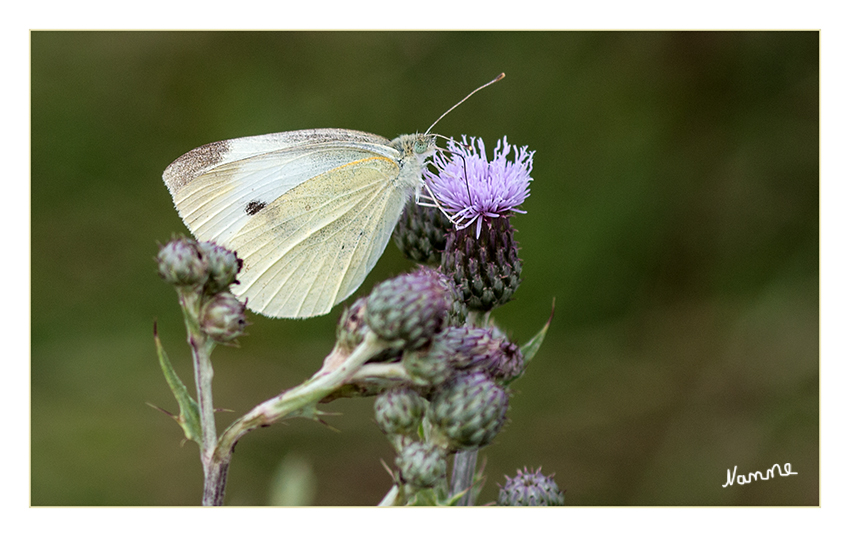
<box><xmin>162</xmin><ymin>74</ymin><xmax>504</xmax><ymax>319</ymax></box>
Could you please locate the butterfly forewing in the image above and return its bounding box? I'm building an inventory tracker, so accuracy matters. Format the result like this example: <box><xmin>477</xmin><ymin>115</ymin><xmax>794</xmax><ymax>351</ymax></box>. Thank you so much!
<box><xmin>163</xmin><ymin>128</ymin><xmax>425</xmax><ymax>319</ymax></box>
<box><xmin>166</xmin><ymin>130</ymin><xmax>397</xmax><ymax>245</ymax></box>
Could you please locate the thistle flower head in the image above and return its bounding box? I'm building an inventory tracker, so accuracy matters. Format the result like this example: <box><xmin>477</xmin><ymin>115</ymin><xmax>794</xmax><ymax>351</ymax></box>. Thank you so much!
<box><xmin>425</xmin><ymin>136</ymin><xmax>533</xmax><ymax>238</ymax></box>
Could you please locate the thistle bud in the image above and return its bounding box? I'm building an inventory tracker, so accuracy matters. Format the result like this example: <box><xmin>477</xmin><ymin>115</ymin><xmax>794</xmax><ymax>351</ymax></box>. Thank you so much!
<box><xmin>395</xmin><ymin>441</ymin><xmax>447</xmax><ymax>489</ymax></box>
<box><xmin>199</xmin><ymin>291</ymin><xmax>247</xmax><ymax>343</ymax></box>
<box><xmin>436</xmin><ymin>326</ymin><xmax>525</xmax><ymax>384</ymax></box>
<box><xmin>393</xmin><ymin>200</ymin><xmax>452</xmax><ymax>265</ymax></box>
<box><xmin>157</xmin><ymin>237</ymin><xmax>208</xmax><ymax>288</ymax></box>
<box><xmin>336</xmin><ymin>297</ymin><xmax>369</xmax><ymax>353</ymax></box>
<box><xmin>444</xmin><ymin>276</ymin><xmax>469</xmax><ymax>327</ymax></box>
<box><xmin>198</xmin><ymin>242</ymin><xmax>242</xmax><ymax>295</ymax></box>
<box><xmin>497</xmin><ymin>467</ymin><xmax>564</xmax><ymax>506</ymax></box>
<box><xmin>365</xmin><ymin>268</ymin><xmax>450</xmax><ymax>350</ymax></box>
<box><xmin>374</xmin><ymin>386</ymin><xmax>426</xmax><ymax>438</ymax></box>
<box><xmin>426</xmin><ymin>371</ymin><xmax>509</xmax><ymax>451</ymax></box>
<box><xmin>402</xmin><ymin>345</ymin><xmax>454</xmax><ymax>388</ymax></box>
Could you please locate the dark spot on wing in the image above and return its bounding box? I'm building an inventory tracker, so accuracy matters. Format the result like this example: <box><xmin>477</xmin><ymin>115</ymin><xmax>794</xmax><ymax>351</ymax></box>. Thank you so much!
<box><xmin>245</xmin><ymin>200</ymin><xmax>267</xmax><ymax>215</ymax></box>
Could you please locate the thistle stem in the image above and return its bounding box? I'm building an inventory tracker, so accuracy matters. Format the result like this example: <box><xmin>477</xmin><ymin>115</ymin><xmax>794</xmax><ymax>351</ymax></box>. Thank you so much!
<box><xmin>193</xmin><ymin>338</ymin><xmax>221</xmax><ymax>505</ymax></box>
<box><xmin>205</xmin><ymin>331</ymin><xmax>391</xmax><ymax>504</ymax></box>
<box><xmin>180</xmin><ymin>291</ymin><xmax>222</xmax><ymax>505</ymax></box>
<box><xmin>179</xmin><ymin>288</ymin><xmax>222</xmax><ymax>506</ymax></box>
<box><xmin>451</xmin><ymin>450</ymin><xmax>478</xmax><ymax>505</ymax></box>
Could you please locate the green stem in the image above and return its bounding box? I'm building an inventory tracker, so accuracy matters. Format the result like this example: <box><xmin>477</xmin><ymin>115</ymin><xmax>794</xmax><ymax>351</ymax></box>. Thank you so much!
<box><xmin>193</xmin><ymin>337</ymin><xmax>219</xmax><ymax>505</ymax></box>
<box><xmin>208</xmin><ymin>331</ymin><xmax>391</xmax><ymax>501</ymax></box>
<box><xmin>179</xmin><ymin>289</ymin><xmax>222</xmax><ymax>506</ymax></box>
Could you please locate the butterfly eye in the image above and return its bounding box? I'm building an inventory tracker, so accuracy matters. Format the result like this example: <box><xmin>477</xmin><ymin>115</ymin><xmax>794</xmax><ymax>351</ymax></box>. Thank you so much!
<box><xmin>413</xmin><ymin>138</ymin><xmax>430</xmax><ymax>155</ymax></box>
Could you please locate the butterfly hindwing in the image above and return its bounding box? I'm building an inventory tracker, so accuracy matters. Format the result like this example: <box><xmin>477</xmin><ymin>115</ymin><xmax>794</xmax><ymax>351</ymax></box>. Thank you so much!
<box><xmin>163</xmin><ymin>128</ymin><xmax>430</xmax><ymax>319</ymax></box>
<box><xmin>229</xmin><ymin>155</ymin><xmax>409</xmax><ymax>318</ymax></box>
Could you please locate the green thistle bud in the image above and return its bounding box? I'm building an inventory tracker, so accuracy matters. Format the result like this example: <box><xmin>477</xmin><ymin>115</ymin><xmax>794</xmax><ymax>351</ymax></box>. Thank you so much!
<box><xmin>365</xmin><ymin>268</ymin><xmax>450</xmax><ymax>350</ymax></box>
<box><xmin>374</xmin><ymin>386</ymin><xmax>426</xmax><ymax>437</ymax></box>
<box><xmin>497</xmin><ymin>467</ymin><xmax>564</xmax><ymax>506</ymax></box>
<box><xmin>393</xmin><ymin>199</ymin><xmax>453</xmax><ymax>265</ymax></box>
<box><xmin>157</xmin><ymin>237</ymin><xmax>208</xmax><ymax>288</ymax></box>
<box><xmin>436</xmin><ymin>326</ymin><xmax>526</xmax><ymax>384</ymax></box>
<box><xmin>402</xmin><ymin>345</ymin><xmax>454</xmax><ymax>388</ymax></box>
<box><xmin>441</xmin><ymin>217</ymin><xmax>522</xmax><ymax>313</ymax></box>
<box><xmin>200</xmin><ymin>291</ymin><xmax>247</xmax><ymax>343</ymax></box>
<box><xmin>198</xmin><ymin>242</ymin><xmax>242</xmax><ymax>296</ymax></box>
<box><xmin>426</xmin><ymin>371</ymin><xmax>509</xmax><ymax>451</ymax></box>
<box><xmin>396</xmin><ymin>441</ymin><xmax>447</xmax><ymax>489</ymax></box>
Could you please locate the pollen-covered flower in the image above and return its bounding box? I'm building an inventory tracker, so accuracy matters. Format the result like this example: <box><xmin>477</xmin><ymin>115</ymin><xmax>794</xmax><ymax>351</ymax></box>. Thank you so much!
<box><xmin>424</xmin><ymin>136</ymin><xmax>533</xmax><ymax>238</ymax></box>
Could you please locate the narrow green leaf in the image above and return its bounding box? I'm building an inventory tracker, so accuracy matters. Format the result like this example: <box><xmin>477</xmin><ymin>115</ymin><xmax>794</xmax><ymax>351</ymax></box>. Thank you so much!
<box><xmin>154</xmin><ymin>322</ymin><xmax>202</xmax><ymax>444</ymax></box>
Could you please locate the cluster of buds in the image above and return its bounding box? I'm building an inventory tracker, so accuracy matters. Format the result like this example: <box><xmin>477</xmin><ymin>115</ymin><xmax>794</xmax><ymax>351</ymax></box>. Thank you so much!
<box><xmin>371</xmin><ymin>135</ymin><xmax>542</xmax><ymax>503</ymax></box>
<box><xmin>337</xmin><ymin>267</ymin><xmax>525</xmax><ymax>500</ymax></box>
<box><xmin>157</xmin><ymin>237</ymin><xmax>247</xmax><ymax>344</ymax></box>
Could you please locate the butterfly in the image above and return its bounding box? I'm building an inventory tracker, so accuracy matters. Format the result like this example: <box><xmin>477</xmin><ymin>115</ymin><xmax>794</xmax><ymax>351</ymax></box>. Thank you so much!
<box><xmin>162</xmin><ymin>74</ymin><xmax>504</xmax><ymax>319</ymax></box>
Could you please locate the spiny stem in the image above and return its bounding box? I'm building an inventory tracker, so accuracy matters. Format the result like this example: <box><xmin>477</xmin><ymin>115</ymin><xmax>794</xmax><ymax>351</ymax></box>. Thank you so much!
<box><xmin>207</xmin><ymin>331</ymin><xmax>392</xmax><ymax>500</ymax></box>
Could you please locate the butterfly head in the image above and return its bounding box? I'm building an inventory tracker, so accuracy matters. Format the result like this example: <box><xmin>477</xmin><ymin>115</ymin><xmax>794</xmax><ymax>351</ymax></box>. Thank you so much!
<box><xmin>392</xmin><ymin>133</ymin><xmax>437</xmax><ymax>167</ymax></box>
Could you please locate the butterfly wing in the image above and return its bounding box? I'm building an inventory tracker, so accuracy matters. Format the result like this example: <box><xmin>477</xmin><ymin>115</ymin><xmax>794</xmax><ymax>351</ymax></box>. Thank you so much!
<box><xmin>163</xmin><ymin>129</ymin><xmax>417</xmax><ymax>318</ymax></box>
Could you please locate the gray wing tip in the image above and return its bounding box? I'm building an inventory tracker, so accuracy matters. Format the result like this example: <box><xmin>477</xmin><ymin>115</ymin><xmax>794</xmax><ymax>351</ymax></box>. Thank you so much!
<box><xmin>162</xmin><ymin>139</ymin><xmax>231</xmax><ymax>194</ymax></box>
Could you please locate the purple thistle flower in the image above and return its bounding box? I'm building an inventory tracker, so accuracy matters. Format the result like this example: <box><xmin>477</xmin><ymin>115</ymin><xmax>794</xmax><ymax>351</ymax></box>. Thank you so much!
<box><xmin>424</xmin><ymin>136</ymin><xmax>533</xmax><ymax>238</ymax></box>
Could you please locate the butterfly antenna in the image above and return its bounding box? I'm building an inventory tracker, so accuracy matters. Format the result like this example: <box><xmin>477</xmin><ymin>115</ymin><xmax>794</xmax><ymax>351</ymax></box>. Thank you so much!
<box><xmin>425</xmin><ymin>72</ymin><xmax>505</xmax><ymax>135</ymax></box>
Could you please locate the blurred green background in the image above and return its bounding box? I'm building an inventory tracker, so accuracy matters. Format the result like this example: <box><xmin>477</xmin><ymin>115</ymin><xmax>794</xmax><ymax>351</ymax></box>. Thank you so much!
<box><xmin>31</xmin><ymin>31</ymin><xmax>818</xmax><ymax>506</ymax></box>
